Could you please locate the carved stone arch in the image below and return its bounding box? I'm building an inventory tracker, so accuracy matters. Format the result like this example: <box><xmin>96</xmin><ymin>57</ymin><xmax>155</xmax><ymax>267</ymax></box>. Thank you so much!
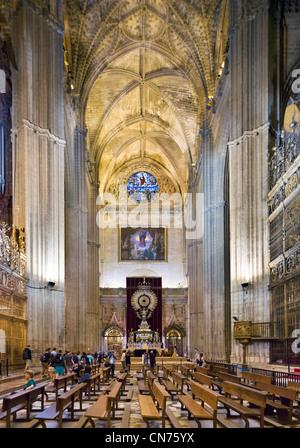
<box><xmin>103</xmin><ymin>325</ymin><xmax>124</xmax><ymax>338</ymax></box>
<box><xmin>103</xmin><ymin>158</ymin><xmax>182</xmax><ymax>199</ymax></box>
<box><xmin>164</xmin><ymin>324</ymin><xmax>185</xmax><ymax>356</ymax></box>
<box><xmin>164</xmin><ymin>324</ymin><xmax>186</xmax><ymax>338</ymax></box>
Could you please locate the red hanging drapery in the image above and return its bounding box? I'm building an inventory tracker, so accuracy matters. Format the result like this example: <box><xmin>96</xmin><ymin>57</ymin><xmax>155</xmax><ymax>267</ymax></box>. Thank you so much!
<box><xmin>126</xmin><ymin>277</ymin><xmax>162</xmax><ymax>341</ymax></box>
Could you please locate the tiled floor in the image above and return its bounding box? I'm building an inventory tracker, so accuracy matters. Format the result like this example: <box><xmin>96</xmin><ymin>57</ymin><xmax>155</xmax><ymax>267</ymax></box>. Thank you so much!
<box><xmin>0</xmin><ymin>369</ymin><xmax>299</xmax><ymax>429</ymax></box>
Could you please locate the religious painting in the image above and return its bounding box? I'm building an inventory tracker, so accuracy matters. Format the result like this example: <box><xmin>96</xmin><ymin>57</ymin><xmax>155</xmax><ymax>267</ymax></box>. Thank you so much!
<box><xmin>119</xmin><ymin>227</ymin><xmax>167</xmax><ymax>262</ymax></box>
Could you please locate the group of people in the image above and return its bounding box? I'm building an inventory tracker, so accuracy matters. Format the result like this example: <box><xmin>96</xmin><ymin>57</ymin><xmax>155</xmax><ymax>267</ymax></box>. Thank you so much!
<box><xmin>194</xmin><ymin>349</ymin><xmax>207</xmax><ymax>368</ymax></box>
<box><xmin>38</xmin><ymin>348</ymin><xmax>104</xmax><ymax>380</ymax></box>
<box><xmin>141</xmin><ymin>350</ymin><xmax>156</xmax><ymax>370</ymax></box>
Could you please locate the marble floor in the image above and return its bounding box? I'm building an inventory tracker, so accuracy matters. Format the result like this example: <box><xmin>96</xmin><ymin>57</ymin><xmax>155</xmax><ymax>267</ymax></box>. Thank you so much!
<box><xmin>0</xmin><ymin>368</ymin><xmax>299</xmax><ymax>430</ymax></box>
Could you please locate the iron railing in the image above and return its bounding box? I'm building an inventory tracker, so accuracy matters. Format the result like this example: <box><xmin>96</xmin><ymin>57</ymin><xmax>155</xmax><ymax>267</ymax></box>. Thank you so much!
<box><xmin>207</xmin><ymin>360</ymin><xmax>300</xmax><ymax>387</ymax></box>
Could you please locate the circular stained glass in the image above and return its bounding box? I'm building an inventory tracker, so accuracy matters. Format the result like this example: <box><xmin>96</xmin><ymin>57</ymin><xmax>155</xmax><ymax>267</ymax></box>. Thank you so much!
<box><xmin>127</xmin><ymin>172</ymin><xmax>158</xmax><ymax>202</ymax></box>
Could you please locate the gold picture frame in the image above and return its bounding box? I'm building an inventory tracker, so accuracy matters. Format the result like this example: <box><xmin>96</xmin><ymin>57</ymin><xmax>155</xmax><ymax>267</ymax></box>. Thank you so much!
<box><xmin>119</xmin><ymin>227</ymin><xmax>167</xmax><ymax>262</ymax></box>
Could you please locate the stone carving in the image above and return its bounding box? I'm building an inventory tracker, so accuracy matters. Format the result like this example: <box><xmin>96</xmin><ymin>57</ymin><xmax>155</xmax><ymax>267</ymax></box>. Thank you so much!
<box><xmin>0</xmin><ymin>221</ymin><xmax>26</xmax><ymax>277</ymax></box>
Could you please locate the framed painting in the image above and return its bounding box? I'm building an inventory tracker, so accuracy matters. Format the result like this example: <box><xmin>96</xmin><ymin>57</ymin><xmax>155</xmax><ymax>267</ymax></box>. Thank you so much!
<box><xmin>119</xmin><ymin>227</ymin><xmax>167</xmax><ymax>262</ymax></box>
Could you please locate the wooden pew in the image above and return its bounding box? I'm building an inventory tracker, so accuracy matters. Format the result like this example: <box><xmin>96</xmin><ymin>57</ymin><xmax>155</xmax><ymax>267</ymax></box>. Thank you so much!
<box><xmin>106</xmin><ymin>380</ymin><xmax>123</xmax><ymax>419</ymax></box>
<box><xmin>211</xmin><ymin>372</ymin><xmax>241</xmax><ymax>393</ymax></box>
<box><xmin>82</xmin><ymin>380</ymin><xmax>125</xmax><ymax>428</ymax></box>
<box><xmin>0</xmin><ymin>382</ymin><xmax>48</xmax><ymax>428</ymax></box>
<box><xmin>286</xmin><ymin>381</ymin><xmax>300</xmax><ymax>421</ymax></box>
<box><xmin>83</xmin><ymin>393</ymin><xmax>113</xmax><ymax>428</ymax></box>
<box><xmin>193</xmin><ymin>365</ymin><xmax>212</xmax><ymax>377</ymax></box>
<box><xmin>172</xmin><ymin>372</ymin><xmax>185</xmax><ymax>395</ymax></box>
<box><xmin>241</xmin><ymin>371</ymin><xmax>272</xmax><ymax>387</ymax></box>
<box><xmin>178</xmin><ymin>380</ymin><xmax>221</xmax><ymax>428</ymax></box>
<box><xmin>180</xmin><ymin>365</ymin><xmax>192</xmax><ymax>378</ymax></box>
<box><xmin>173</xmin><ymin>371</ymin><xmax>191</xmax><ymax>391</ymax></box>
<box><xmin>139</xmin><ymin>380</ymin><xmax>171</xmax><ymax>428</ymax></box>
<box><xmin>117</xmin><ymin>371</ymin><xmax>128</xmax><ymax>397</ymax></box>
<box><xmin>137</xmin><ymin>367</ymin><xmax>151</xmax><ymax>395</ymax></box>
<box><xmin>163</xmin><ymin>364</ymin><xmax>179</xmax><ymax>380</ymax></box>
<box><xmin>103</xmin><ymin>366</ymin><xmax>111</xmax><ymax>383</ymax></box>
<box><xmin>45</xmin><ymin>373</ymin><xmax>76</xmax><ymax>401</ymax></box>
<box><xmin>254</xmin><ymin>381</ymin><xmax>297</xmax><ymax>424</ymax></box>
<box><xmin>163</xmin><ymin>374</ymin><xmax>181</xmax><ymax>400</ymax></box>
<box><xmin>218</xmin><ymin>381</ymin><xmax>267</xmax><ymax>428</ymax></box>
<box><xmin>193</xmin><ymin>371</ymin><xmax>213</xmax><ymax>389</ymax></box>
<box><xmin>35</xmin><ymin>383</ymin><xmax>86</xmax><ymax>428</ymax></box>
<box><xmin>84</xmin><ymin>370</ymin><xmax>103</xmax><ymax>400</ymax></box>
<box><xmin>154</xmin><ymin>364</ymin><xmax>165</xmax><ymax>383</ymax></box>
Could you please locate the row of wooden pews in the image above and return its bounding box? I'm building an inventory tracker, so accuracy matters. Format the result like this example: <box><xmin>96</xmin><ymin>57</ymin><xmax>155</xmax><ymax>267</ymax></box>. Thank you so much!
<box><xmin>136</xmin><ymin>361</ymin><xmax>300</xmax><ymax>429</ymax></box>
<box><xmin>0</xmin><ymin>367</ymin><xmax>133</xmax><ymax>429</ymax></box>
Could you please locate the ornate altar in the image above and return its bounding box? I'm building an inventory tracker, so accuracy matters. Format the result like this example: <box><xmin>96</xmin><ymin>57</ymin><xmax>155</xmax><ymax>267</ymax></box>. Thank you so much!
<box><xmin>128</xmin><ymin>278</ymin><xmax>161</xmax><ymax>350</ymax></box>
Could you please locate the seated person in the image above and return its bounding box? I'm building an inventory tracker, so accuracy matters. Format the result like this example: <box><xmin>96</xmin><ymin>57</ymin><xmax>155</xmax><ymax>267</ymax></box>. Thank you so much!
<box><xmin>24</xmin><ymin>370</ymin><xmax>36</xmax><ymax>390</ymax></box>
<box><xmin>70</xmin><ymin>365</ymin><xmax>91</xmax><ymax>388</ymax></box>
<box><xmin>72</xmin><ymin>360</ymin><xmax>84</xmax><ymax>382</ymax></box>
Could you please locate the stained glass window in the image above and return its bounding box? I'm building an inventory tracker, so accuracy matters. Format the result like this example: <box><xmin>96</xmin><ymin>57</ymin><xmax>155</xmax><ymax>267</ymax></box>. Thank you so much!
<box><xmin>127</xmin><ymin>172</ymin><xmax>158</xmax><ymax>202</ymax></box>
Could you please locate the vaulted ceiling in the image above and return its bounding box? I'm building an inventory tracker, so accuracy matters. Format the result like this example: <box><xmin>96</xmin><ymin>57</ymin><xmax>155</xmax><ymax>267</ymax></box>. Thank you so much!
<box><xmin>63</xmin><ymin>0</ymin><xmax>229</xmax><ymax>194</ymax></box>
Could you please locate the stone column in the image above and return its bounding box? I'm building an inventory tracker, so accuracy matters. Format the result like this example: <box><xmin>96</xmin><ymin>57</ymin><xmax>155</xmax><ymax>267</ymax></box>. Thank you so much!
<box><xmin>228</xmin><ymin>0</ymin><xmax>271</xmax><ymax>364</ymax></box>
<box><xmin>11</xmin><ymin>0</ymin><xmax>65</xmax><ymax>353</ymax></box>
<box><xmin>64</xmin><ymin>121</ymin><xmax>88</xmax><ymax>352</ymax></box>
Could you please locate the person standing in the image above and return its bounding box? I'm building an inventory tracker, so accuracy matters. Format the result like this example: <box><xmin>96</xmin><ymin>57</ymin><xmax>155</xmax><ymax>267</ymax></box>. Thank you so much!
<box><xmin>40</xmin><ymin>348</ymin><xmax>50</xmax><ymax>377</ymax></box>
<box><xmin>149</xmin><ymin>350</ymin><xmax>156</xmax><ymax>372</ymax></box>
<box><xmin>121</xmin><ymin>350</ymin><xmax>126</xmax><ymax>371</ymax></box>
<box><xmin>108</xmin><ymin>350</ymin><xmax>117</xmax><ymax>378</ymax></box>
<box><xmin>51</xmin><ymin>350</ymin><xmax>66</xmax><ymax>378</ymax></box>
<box><xmin>64</xmin><ymin>350</ymin><xmax>73</xmax><ymax>373</ymax></box>
<box><xmin>23</xmin><ymin>345</ymin><xmax>32</xmax><ymax>372</ymax></box>
<box><xmin>125</xmin><ymin>350</ymin><xmax>131</xmax><ymax>373</ymax></box>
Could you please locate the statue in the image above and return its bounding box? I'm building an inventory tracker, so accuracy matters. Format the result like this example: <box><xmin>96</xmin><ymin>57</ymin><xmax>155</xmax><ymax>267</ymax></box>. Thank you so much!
<box><xmin>128</xmin><ymin>328</ymin><xmax>134</xmax><ymax>344</ymax></box>
<box><xmin>154</xmin><ymin>329</ymin><xmax>160</xmax><ymax>343</ymax></box>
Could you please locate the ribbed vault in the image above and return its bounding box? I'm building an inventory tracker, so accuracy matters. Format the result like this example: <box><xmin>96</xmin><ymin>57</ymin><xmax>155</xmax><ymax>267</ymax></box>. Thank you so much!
<box><xmin>63</xmin><ymin>0</ymin><xmax>229</xmax><ymax>194</ymax></box>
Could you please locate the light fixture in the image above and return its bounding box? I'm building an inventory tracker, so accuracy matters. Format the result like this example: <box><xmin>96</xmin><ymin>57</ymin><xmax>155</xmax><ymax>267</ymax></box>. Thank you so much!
<box><xmin>241</xmin><ymin>282</ymin><xmax>249</xmax><ymax>294</ymax></box>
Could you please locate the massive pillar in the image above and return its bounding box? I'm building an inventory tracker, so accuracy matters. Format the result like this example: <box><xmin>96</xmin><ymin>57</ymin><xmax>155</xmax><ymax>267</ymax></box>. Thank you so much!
<box><xmin>64</xmin><ymin>95</ymin><xmax>100</xmax><ymax>352</ymax></box>
<box><xmin>228</xmin><ymin>0</ymin><xmax>271</xmax><ymax>363</ymax></box>
<box><xmin>11</xmin><ymin>1</ymin><xmax>65</xmax><ymax>353</ymax></box>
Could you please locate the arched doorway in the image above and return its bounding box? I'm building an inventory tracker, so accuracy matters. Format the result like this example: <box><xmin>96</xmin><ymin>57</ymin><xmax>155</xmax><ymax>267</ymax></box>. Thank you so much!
<box><xmin>104</xmin><ymin>327</ymin><xmax>124</xmax><ymax>358</ymax></box>
<box><xmin>165</xmin><ymin>326</ymin><xmax>184</xmax><ymax>356</ymax></box>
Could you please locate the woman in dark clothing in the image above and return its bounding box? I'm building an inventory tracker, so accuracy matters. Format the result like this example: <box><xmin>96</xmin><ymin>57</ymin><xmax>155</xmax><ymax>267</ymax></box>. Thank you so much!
<box><xmin>125</xmin><ymin>351</ymin><xmax>131</xmax><ymax>372</ymax></box>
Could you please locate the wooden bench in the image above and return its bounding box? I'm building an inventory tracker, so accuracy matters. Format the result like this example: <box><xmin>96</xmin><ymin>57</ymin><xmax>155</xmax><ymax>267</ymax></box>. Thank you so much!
<box><xmin>138</xmin><ymin>367</ymin><xmax>151</xmax><ymax>395</ymax></box>
<box><xmin>0</xmin><ymin>382</ymin><xmax>48</xmax><ymax>428</ymax></box>
<box><xmin>218</xmin><ymin>381</ymin><xmax>267</xmax><ymax>428</ymax></box>
<box><xmin>254</xmin><ymin>381</ymin><xmax>297</xmax><ymax>424</ymax></box>
<box><xmin>287</xmin><ymin>380</ymin><xmax>300</xmax><ymax>396</ymax></box>
<box><xmin>83</xmin><ymin>370</ymin><xmax>103</xmax><ymax>400</ymax></box>
<box><xmin>178</xmin><ymin>380</ymin><xmax>221</xmax><ymax>428</ymax></box>
<box><xmin>163</xmin><ymin>364</ymin><xmax>179</xmax><ymax>380</ymax></box>
<box><xmin>193</xmin><ymin>365</ymin><xmax>212</xmax><ymax>377</ymax></box>
<box><xmin>163</xmin><ymin>376</ymin><xmax>181</xmax><ymax>400</ymax></box>
<box><xmin>286</xmin><ymin>381</ymin><xmax>300</xmax><ymax>421</ymax></box>
<box><xmin>104</xmin><ymin>380</ymin><xmax>123</xmax><ymax>419</ymax></box>
<box><xmin>117</xmin><ymin>371</ymin><xmax>128</xmax><ymax>396</ymax></box>
<box><xmin>180</xmin><ymin>365</ymin><xmax>192</xmax><ymax>378</ymax></box>
<box><xmin>45</xmin><ymin>373</ymin><xmax>76</xmax><ymax>401</ymax></box>
<box><xmin>136</xmin><ymin>364</ymin><xmax>148</xmax><ymax>380</ymax></box>
<box><xmin>193</xmin><ymin>371</ymin><xmax>213</xmax><ymax>389</ymax></box>
<box><xmin>103</xmin><ymin>366</ymin><xmax>111</xmax><ymax>383</ymax></box>
<box><xmin>172</xmin><ymin>372</ymin><xmax>185</xmax><ymax>395</ymax></box>
<box><xmin>139</xmin><ymin>380</ymin><xmax>171</xmax><ymax>428</ymax></box>
<box><xmin>35</xmin><ymin>383</ymin><xmax>86</xmax><ymax>428</ymax></box>
<box><xmin>74</xmin><ymin>384</ymin><xmax>130</xmax><ymax>429</ymax></box>
<box><xmin>83</xmin><ymin>393</ymin><xmax>113</xmax><ymax>428</ymax></box>
<box><xmin>211</xmin><ymin>372</ymin><xmax>241</xmax><ymax>393</ymax></box>
<box><xmin>242</xmin><ymin>371</ymin><xmax>272</xmax><ymax>387</ymax></box>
